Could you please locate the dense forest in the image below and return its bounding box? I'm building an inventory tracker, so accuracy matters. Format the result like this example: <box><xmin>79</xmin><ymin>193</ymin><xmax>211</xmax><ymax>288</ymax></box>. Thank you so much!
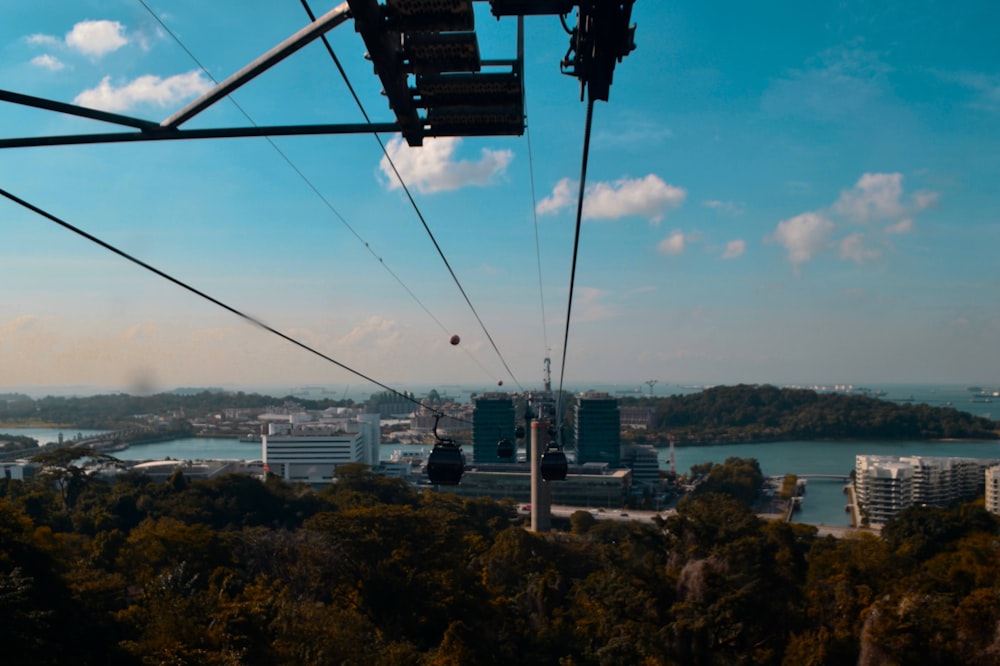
<box><xmin>2</xmin><ymin>453</ymin><xmax>999</xmax><ymax>665</ymax></box>
<box><xmin>623</xmin><ymin>384</ymin><xmax>999</xmax><ymax>443</ymax></box>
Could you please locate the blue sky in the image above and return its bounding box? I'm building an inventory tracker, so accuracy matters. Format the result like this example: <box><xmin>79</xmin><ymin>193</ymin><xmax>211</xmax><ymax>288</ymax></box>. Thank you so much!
<box><xmin>1</xmin><ymin>1</ymin><xmax>998</xmax><ymax>395</ymax></box>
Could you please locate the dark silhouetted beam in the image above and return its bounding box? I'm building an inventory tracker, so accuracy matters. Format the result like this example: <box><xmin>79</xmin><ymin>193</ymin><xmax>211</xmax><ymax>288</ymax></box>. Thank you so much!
<box><xmin>162</xmin><ymin>2</ymin><xmax>353</xmax><ymax>129</ymax></box>
<box><xmin>0</xmin><ymin>123</ymin><xmax>401</xmax><ymax>150</ymax></box>
<box><xmin>0</xmin><ymin>89</ymin><xmax>161</xmax><ymax>131</ymax></box>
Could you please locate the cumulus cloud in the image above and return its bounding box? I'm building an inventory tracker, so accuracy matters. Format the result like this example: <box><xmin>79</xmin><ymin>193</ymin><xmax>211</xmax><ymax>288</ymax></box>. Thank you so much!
<box><xmin>73</xmin><ymin>71</ymin><xmax>213</xmax><ymax>112</ymax></box>
<box><xmin>31</xmin><ymin>54</ymin><xmax>65</xmax><ymax>71</ymax></box>
<box><xmin>65</xmin><ymin>20</ymin><xmax>128</xmax><ymax>57</ymax></box>
<box><xmin>536</xmin><ymin>177</ymin><xmax>575</xmax><ymax>215</ymax></box>
<box><xmin>770</xmin><ymin>212</ymin><xmax>834</xmax><ymax>268</ymax></box>
<box><xmin>2</xmin><ymin>315</ymin><xmax>40</xmax><ymax>335</ymax></box>
<box><xmin>338</xmin><ymin>316</ymin><xmax>403</xmax><ymax>348</ymax></box>
<box><xmin>380</xmin><ymin>136</ymin><xmax>513</xmax><ymax>194</ymax></box>
<box><xmin>584</xmin><ymin>175</ymin><xmax>686</xmax><ymax>224</ymax></box>
<box><xmin>27</xmin><ymin>33</ymin><xmax>60</xmax><ymax>47</ymax></box>
<box><xmin>704</xmin><ymin>199</ymin><xmax>744</xmax><ymax>215</ymax></box>
<box><xmin>657</xmin><ymin>230</ymin><xmax>689</xmax><ymax>256</ymax></box>
<box><xmin>721</xmin><ymin>239</ymin><xmax>746</xmax><ymax>259</ymax></box>
<box><xmin>771</xmin><ymin>172</ymin><xmax>937</xmax><ymax>271</ymax></box>
<box><xmin>884</xmin><ymin>218</ymin><xmax>913</xmax><ymax>234</ymax></box>
<box><xmin>839</xmin><ymin>233</ymin><xmax>881</xmax><ymax>263</ymax></box>
<box><xmin>538</xmin><ymin>174</ymin><xmax>686</xmax><ymax>224</ymax></box>
<box><xmin>833</xmin><ymin>172</ymin><xmax>905</xmax><ymax>222</ymax></box>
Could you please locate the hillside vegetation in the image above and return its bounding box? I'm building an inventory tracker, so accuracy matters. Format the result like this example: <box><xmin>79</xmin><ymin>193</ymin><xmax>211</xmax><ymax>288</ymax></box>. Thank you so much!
<box><xmin>2</xmin><ymin>456</ymin><xmax>1000</xmax><ymax>665</ymax></box>
<box><xmin>627</xmin><ymin>384</ymin><xmax>998</xmax><ymax>443</ymax></box>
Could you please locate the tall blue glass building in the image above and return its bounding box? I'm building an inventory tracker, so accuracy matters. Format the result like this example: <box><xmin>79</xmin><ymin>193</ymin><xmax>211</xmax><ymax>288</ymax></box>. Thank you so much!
<box><xmin>472</xmin><ymin>393</ymin><xmax>516</xmax><ymax>463</ymax></box>
<box><xmin>574</xmin><ymin>392</ymin><xmax>621</xmax><ymax>465</ymax></box>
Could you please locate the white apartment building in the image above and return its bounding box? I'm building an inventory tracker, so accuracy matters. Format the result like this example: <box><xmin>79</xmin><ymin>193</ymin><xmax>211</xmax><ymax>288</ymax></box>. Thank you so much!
<box><xmin>986</xmin><ymin>465</ymin><xmax>1000</xmax><ymax>516</ymax></box>
<box><xmin>856</xmin><ymin>454</ymin><xmax>1000</xmax><ymax>525</ymax></box>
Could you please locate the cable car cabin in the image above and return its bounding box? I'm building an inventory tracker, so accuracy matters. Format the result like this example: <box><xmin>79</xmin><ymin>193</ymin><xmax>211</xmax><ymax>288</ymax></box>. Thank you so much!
<box><xmin>497</xmin><ymin>438</ymin><xmax>515</xmax><ymax>459</ymax></box>
<box><xmin>427</xmin><ymin>444</ymin><xmax>465</xmax><ymax>485</ymax></box>
<box><xmin>540</xmin><ymin>447</ymin><xmax>568</xmax><ymax>481</ymax></box>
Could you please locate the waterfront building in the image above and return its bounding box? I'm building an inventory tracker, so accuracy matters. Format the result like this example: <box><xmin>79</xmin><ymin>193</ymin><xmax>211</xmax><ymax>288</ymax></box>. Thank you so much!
<box><xmin>855</xmin><ymin>455</ymin><xmax>913</xmax><ymax>524</ymax></box>
<box><xmin>986</xmin><ymin>465</ymin><xmax>1000</xmax><ymax>516</ymax></box>
<box><xmin>263</xmin><ymin>416</ymin><xmax>379</xmax><ymax>483</ymax></box>
<box><xmin>472</xmin><ymin>393</ymin><xmax>516</xmax><ymax>463</ymax></box>
<box><xmin>856</xmin><ymin>454</ymin><xmax>1000</xmax><ymax>525</ymax></box>
<box><xmin>575</xmin><ymin>392</ymin><xmax>621</xmax><ymax>466</ymax></box>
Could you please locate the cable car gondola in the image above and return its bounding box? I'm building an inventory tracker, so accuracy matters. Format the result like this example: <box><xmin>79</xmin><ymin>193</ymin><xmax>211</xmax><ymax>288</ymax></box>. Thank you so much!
<box><xmin>427</xmin><ymin>413</ymin><xmax>465</xmax><ymax>485</ymax></box>
<box><xmin>497</xmin><ymin>437</ymin><xmax>515</xmax><ymax>459</ymax></box>
<box><xmin>540</xmin><ymin>444</ymin><xmax>567</xmax><ymax>481</ymax></box>
<box><xmin>427</xmin><ymin>443</ymin><xmax>465</xmax><ymax>485</ymax></box>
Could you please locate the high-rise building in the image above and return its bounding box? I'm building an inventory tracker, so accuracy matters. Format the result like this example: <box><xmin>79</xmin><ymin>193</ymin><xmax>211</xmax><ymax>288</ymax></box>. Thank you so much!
<box><xmin>472</xmin><ymin>393</ymin><xmax>516</xmax><ymax>463</ymax></box>
<box><xmin>574</xmin><ymin>392</ymin><xmax>621</xmax><ymax>466</ymax></box>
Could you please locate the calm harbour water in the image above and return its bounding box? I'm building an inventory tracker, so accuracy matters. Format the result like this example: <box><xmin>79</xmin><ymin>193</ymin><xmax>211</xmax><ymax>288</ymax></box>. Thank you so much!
<box><xmin>5</xmin><ymin>383</ymin><xmax>998</xmax><ymax>527</ymax></box>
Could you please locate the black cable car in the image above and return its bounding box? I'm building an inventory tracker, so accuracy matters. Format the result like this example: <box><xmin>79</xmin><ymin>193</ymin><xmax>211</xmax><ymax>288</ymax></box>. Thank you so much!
<box><xmin>427</xmin><ymin>413</ymin><xmax>465</xmax><ymax>485</ymax></box>
<box><xmin>540</xmin><ymin>445</ymin><xmax>568</xmax><ymax>481</ymax></box>
<box><xmin>427</xmin><ymin>443</ymin><xmax>465</xmax><ymax>485</ymax></box>
<box><xmin>497</xmin><ymin>437</ymin><xmax>515</xmax><ymax>459</ymax></box>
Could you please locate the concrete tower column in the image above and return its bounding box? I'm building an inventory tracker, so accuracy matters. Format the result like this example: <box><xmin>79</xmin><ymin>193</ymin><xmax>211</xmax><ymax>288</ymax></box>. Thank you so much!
<box><xmin>530</xmin><ymin>419</ymin><xmax>551</xmax><ymax>532</ymax></box>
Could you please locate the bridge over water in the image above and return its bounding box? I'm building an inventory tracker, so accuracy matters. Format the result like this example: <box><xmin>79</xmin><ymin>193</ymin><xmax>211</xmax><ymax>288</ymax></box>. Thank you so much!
<box><xmin>795</xmin><ymin>474</ymin><xmax>850</xmax><ymax>481</ymax></box>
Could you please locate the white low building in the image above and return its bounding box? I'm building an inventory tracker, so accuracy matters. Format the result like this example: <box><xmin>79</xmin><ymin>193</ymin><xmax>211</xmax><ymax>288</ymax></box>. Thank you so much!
<box><xmin>262</xmin><ymin>415</ymin><xmax>379</xmax><ymax>484</ymax></box>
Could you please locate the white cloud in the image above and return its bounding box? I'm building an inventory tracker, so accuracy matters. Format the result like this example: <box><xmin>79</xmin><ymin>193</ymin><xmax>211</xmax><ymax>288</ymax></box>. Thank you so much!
<box><xmin>721</xmin><ymin>239</ymin><xmax>745</xmax><ymax>259</ymax></box>
<box><xmin>772</xmin><ymin>172</ymin><xmax>937</xmax><ymax>270</ymax></box>
<box><xmin>913</xmin><ymin>190</ymin><xmax>940</xmax><ymax>211</ymax></box>
<box><xmin>657</xmin><ymin>230</ymin><xmax>688</xmax><ymax>256</ymax></box>
<box><xmin>65</xmin><ymin>20</ymin><xmax>128</xmax><ymax>58</ymax></box>
<box><xmin>380</xmin><ymin>136</ymin><xmax>513</xmax><ymax>194</ymax></box>
<box><xmin>884</xmin><ymin>218</ymin><xmax>913</xmax><ymax>234</ymax></box>
<box><xmin>27</xmin><ymin>34</ymin><xmax>60</xmax><ymax>47</ymax></box>
<box><xmin>833</xmin><ymin>172</ymin><xmax>905</xmax><ymax>222</ymax></box>
<box><xmin>704</xmin><ymin>199</ymin><xmax>744</xmax><ymax>215</ymax></box>
<box><xmin>538</xmin><ymin>174</ymin><xmax>685</xmax><ymax>223</ymax></box>
<box><xmin>537</xmin><ymin>177</ymin><xmax>576</xmax><ymax>215</ymax></box>
<box><xmin>2</xmin><ymin>314</ymin><xmax>40</xmax><ymax>335</ymax></box>
<box><xmin>761</xmin><ymin>43</ymin><xmax>891</xmax><ymax>121</ymax></box>
<box><xmin>838</xmin><ymin>233</ymin><xmax>881</xmax><ymax>263</ymax></box>
<box><xmin>31</xmin><ymin>54</ymin><xmax>65</xmax><ymax>71</ymax></box>
<box><xmin>938</xmin><ymin>71</ymin><xmax>1000</xmax><ymax>113</ymax></box>
<box><xmin>584</xmin><ymin>174</ymin><xmax>686</xmax><ymax>224</ymax></box>
<box><xmin>73</xmin><ymin>71</ymin><xmax>213</xmax><ymax>112</ymax></box>
<box><xmin>770</xmin><ymin>212</ymin><xmax>834</xmax><ymax>268</ymax></box>
<box><xmin>575</xmin><ymin>287</ymin><xmax>614</xmax><ymax>322</ymax></box>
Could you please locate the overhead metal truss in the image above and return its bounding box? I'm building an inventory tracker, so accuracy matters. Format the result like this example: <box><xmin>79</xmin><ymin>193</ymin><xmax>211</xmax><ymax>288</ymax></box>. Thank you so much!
<box><xmin>0</xmin><ymin>0</ymin><xmax>635</xmax><ymax>150</ymax></box>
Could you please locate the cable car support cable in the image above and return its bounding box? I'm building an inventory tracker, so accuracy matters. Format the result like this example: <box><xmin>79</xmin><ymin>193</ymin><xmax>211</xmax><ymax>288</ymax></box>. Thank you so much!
<box><xmin>300</xmin><ymin>0</ymin><xmax>524</xmax><ymax>392</ymax></box>
<box><xmin>0</xmin><ymin>186</ymin><xmax>457</xmax><ymax>421</ymax></box>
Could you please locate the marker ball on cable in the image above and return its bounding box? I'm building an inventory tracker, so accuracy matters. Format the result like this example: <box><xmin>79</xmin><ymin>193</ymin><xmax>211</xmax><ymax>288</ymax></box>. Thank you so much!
<box><xmin>450</xmin><ymin>334</ymin><xmax>460</xmax><ymax>345</ymax></box>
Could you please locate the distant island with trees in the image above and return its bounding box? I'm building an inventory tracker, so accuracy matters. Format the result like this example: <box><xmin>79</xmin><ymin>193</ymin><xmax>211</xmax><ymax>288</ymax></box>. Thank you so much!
<box><xmin>1</xmin><ymin>384</ymin><xmax>996</xmax><ymax>446</ymax></box>
<box><xmin>625</xmin><ymin>384</ymin><xmax>998</xmax><ymax>443</ymax></box>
